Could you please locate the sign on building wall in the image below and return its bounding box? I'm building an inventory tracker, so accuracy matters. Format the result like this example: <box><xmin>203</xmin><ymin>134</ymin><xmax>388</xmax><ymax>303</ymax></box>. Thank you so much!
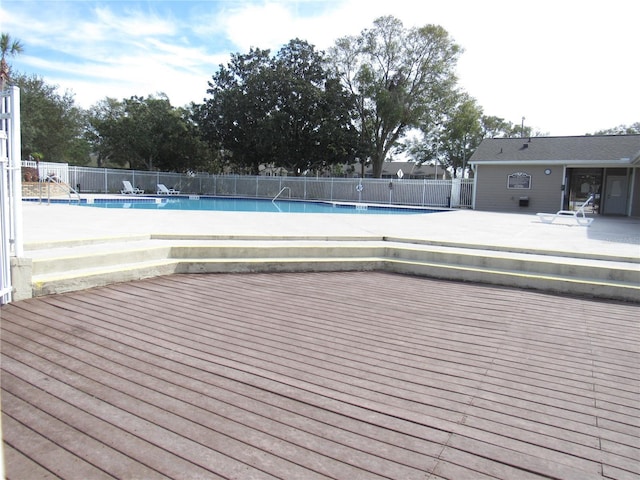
<box><xmin>507</xmin><ymin>172</ymin><xmax>531</xmax><ymax>189</ymax></box>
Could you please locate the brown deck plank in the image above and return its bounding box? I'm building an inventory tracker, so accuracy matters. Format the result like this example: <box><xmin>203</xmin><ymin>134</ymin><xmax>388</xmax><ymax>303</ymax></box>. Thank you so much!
<box><xmin>15</xmin><ymin>288</ymin><xmax>616</xmax><ymax>468</ymax></box>
<box><xmin>8</xmin><ymin>307</ymin><xmax>450</xmax><ymax>465</ymax></box>
<box><xmin>2</xmin><ymin>271</ymin><xmax>639</xmax><ymax>480</ymax></box>
<box><xmin>2</xmin><ymin>338</ymin><xmax>425</xmax><ymax>480</ymax></box>
<box><xmin>3</xmin><ymin>311</ymin><xmax>443</xmax><ymax>475</ymax></box>
<box><xmin>1</xmin><ymin>389</ymin><xmax>169</xmax><ymax>480</ymax></box>
<box><xmin>2</xmin><ymin>443</ymin><xmax>60</xmax><ymax>480</ymax></box>
<box><xmin>1</xmin><ymin>328</ymin><xmax>361</xmax><ymax>480</ymax></box>
<box><xmin>1</xmin><ymin>413</ymin><xmax>113</xmax><ymax>480</ymax></box>
<box><xmin>2</xmin><ymin>372</ymin><xmax>218</xmax><ymax>480</ymax></box>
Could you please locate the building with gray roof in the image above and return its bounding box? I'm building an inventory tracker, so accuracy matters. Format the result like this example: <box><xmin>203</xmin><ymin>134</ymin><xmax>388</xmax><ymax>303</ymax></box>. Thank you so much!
<box><xmin>468</xmin><ymin>135</ymin><xmax>640</xmax><ymax>216</ymax></box>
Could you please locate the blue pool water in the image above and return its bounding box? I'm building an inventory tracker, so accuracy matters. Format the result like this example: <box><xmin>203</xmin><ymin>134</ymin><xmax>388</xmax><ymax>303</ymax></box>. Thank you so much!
<box><xmin>78</xmin><ymin>197</ymin><xmax>438</xmax><ymax>215</ymax></box>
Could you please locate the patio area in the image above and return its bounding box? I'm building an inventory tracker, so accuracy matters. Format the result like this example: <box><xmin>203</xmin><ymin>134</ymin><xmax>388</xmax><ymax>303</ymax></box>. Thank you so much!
<box><xmin>16</xmin><ymin>200</ymin><xmax>640</xmax><ymax>259</ymax></box>
<box><xmin>2</xmin><ymin>271</ymin><xmax>638</xmax><ymax>479</ymax></box>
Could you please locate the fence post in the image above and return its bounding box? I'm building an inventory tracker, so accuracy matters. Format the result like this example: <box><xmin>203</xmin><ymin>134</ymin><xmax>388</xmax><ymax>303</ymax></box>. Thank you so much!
<box><xmin>450</xmin><ymin>178</ymin><xmax>461</xmax><ymax>208</ymax></box>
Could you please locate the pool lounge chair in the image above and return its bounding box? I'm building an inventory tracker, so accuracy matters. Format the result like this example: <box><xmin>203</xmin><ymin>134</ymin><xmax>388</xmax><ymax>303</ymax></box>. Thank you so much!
<box><xmin>121</xmin><ymin>180</ymin><xmax>144</xmax><ymax>195</ymax></box>
<box><xmin>537</xmin><ymin>194</ymin><xmax>595</xmax><ymax>226</ymax></box>
<box><xmin>157</xmin><ymin>184</ymin><xmax>180</xmax><ymax>195</ymax></box>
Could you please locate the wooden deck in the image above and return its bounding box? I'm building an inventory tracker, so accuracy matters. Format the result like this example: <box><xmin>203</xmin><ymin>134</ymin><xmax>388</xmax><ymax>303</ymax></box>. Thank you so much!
<box><xmin>1</xmin><ymin>271</ymin><xmax>638</xmax><ymax>480</ymax></box>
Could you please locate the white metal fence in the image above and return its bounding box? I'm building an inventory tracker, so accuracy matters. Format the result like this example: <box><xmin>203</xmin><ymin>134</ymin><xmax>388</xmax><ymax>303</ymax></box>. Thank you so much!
<box><xmin>22</xmin><ymin>159</ymin><xmax>69</xmax><ymax>183</ymax></box>
<box><xmin>61</xmin><ymin>165</ymin><xmax>473</xmax><ymax>208</ymax></box>
<box><xmin>1</xmin><ymin>86</ymin><xmax>23</xmax><ymax>305</ymax></box>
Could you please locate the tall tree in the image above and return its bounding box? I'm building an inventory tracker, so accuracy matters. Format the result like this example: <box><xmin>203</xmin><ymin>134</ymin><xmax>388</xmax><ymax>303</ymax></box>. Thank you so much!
<box><xmin>198</xmin><ymin>40</ymin><xmax>358</xmax><ymax>175</ymax></box>
<box><xmin>198</xmin><ymin>47</ymin><xmax>274</xmax><ymax>174</ymax></box>
<box><xmin>442</xmin><ymin>95</ymin><xmax>483</xmax><ymax>177</ymax></box>
<box><xmin>85</xmin><ymin>97</ymin><xmax>126</xmax><ymax>167</ymax></box>
<box><xmin>329</xmin><ymin>16</ymin><xmax>461</xmax><ymax>177</ymax></box>
<box><xmin>1</xmin><ymin>32</ymin><xmax>24</xmax><ymax>90</ymax></box>
<box><xmin>410</xmin><ymin>94</ymin><xmax>483</xmax><ymax>178</ymax></box>
<box><xmin>15</xmin><ymin>73</ymin><xmax>90</xmax><ymax>164</ymax></box>
<box><xmin>268</xmin><ymin>39</ymin><xmax>358</xmax><ymax>174</ymax></box>
<box><xmin>403</xmin><ymin>98</ymin><xmax>539</xmax><ymax>177</ymax></box>
<box><xmin>87</xmin><ymin>94</ymin><xmax>213</xmax><ymax>172</ymax></box>
<box><xmin>119</xmin><ymin>94</ymin><xmax>179</xmax><ymax>171</ymax></box>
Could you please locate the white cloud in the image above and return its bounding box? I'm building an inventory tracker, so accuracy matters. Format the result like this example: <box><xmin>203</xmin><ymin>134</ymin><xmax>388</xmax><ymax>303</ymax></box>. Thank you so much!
<box><xmin>222</xmin><ymin>2</ymin><xmax>295</xmax><ymax>52</ymax></box>
<box><xmin>2</xmin><ymin>0</ymin><xmax>639</xmax><ymax>134</ymax></box>
<box><xmin>92</xmin><ymin>5</ymin><xmax>176</xmax><ymax>37</ymax></box>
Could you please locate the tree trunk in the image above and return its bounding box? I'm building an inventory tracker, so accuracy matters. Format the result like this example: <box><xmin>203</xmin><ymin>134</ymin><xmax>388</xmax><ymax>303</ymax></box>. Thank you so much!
<box><xmin>371</xmin><ymin>146</ymin><xmax>386</xmax><ymax>178</ymax></box>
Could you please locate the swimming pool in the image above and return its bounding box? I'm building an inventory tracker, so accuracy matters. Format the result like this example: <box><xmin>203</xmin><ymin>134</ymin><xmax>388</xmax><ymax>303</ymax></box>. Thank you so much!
<box><xmin>78</xmin><ymin>196</ymin><xmax>439</xmax><ymax>215</ymax></box>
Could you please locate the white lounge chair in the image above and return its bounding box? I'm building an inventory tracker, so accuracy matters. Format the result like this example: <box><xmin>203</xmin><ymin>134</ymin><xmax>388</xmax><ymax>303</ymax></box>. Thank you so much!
<box><xmin>121</xmin><ymin>180</ymin><xmax>144</xmax><ymax>194</ymax></box>
<box><xmin>537</xmin><ymin>194</ymin><xmax>595</xmax><ymax>226</ymax></box>
<box><xmin>157</xmin><ymin>184</ymin><xmax>180</xmax><ymax>195</ymax></box>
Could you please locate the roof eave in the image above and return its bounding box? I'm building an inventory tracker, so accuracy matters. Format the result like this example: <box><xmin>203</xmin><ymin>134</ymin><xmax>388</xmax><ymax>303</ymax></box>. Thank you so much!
<box><xmin>469</xmin><ymin>159</ymin><xmax>635</xmax><ymax>166</ymax></box>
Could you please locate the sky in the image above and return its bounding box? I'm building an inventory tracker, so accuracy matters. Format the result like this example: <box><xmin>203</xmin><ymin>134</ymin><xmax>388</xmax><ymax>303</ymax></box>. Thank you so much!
<box><xmin>2</xmin><ymin>0</ymin><xmax>639</xmax><ymax>136</ymax></box>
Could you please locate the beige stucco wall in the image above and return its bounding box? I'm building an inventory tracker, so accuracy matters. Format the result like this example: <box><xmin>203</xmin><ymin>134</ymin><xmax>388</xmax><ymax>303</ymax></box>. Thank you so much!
<box><xmin>474</xmin><ymin>165</ymin><xmax>564</xmax><ymax>213</ymax></box>
<box><xmin>22</xmin><ymin>182</ymin><xmax>70</xmax><ymax>198</ymax></box>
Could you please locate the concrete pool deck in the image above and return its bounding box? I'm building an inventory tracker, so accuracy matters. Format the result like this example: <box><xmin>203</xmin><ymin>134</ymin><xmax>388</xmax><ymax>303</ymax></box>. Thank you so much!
<box><xmin>20</xmin><ymin>199</ymin><xmax>640</xmax><ymax>258</ymax></box>
<box><xmin>10</xmin><ymin>198</ymin><xmax>640</xmax><ymax>302</ymax></box>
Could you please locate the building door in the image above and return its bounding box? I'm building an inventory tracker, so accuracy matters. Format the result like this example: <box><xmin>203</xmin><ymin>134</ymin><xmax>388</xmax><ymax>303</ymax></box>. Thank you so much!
<box><xmin>566</xmin><ymin>168</ymin><xmax>602</xmax><ymax>212</ymax></box>
<box><xmin>603</xmin><ymin>175</ymin><xmax>628</xmax><ymax>215</ymax></box>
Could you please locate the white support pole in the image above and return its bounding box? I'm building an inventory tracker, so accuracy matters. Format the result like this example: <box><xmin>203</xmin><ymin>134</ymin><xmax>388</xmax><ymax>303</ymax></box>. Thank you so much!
<box><xmin>9</xmin><ymin>86</ymin><xmax>23</xmax><ymax>257</ymax></box>
<box><xmin>0</xmin><ymin>130</ymin><xmax>11</xmax><ymax>304</ymax></box>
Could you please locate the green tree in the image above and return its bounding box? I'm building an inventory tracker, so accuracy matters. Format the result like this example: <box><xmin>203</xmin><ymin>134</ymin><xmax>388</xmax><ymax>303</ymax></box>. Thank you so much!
<box><xmin>418</xmin><ymin>94</ymin><xmax>483</xmax><ymax>178</ymax></box>
<box><xmin>444</xmin><ymin>96</ymin><xmax>483</xmax><ymax>177</ymax></box>
<box><xmin>119</xmin><ymin>94</ymin><xmax>178</xmax><ymax>171</ymax></box>
<box><xmin>85</xmin><ymin>97</ymin><xmax>126</xmax><ymax>167</ymax></box>
<box><xmin>88</xmin><ymin>94</ymin><xmax>213</xmax><ymax>172</ymax></box>
<box><xmin>329</xmin><ymin>16</ymin><xmax>461</xmax><ymax>177</ymax></box>
<box><xmin>481</xmin><ymin>115</ymin><xmax>537</xmax><ymax>139</ymax></box>
<box><xmin>593</xmin><ymin>123</ymin><xmax>640</xmax><ymax>135</ymax></box>
<box><xmin>198</xmin><ymin>47</ymin><xmax>274</xmax><ymax>174</ymax></box>
<box><xmin>268</xmin><ymin>39</ymin><xmax>358</xmax><ymax>174</ymax></box>
<box><xmin>178</xmin><ymin>103</ymin><xmax>221</xmax><ymax>173</ymax></box>
<box><xmin>404</xmin><ymin>94</ymin><xmax>484</xmax><ymax>178</ymax></box>
<box><xmin>403</xmin><ymin>97</ymin><xmax>539</xmax><ymax>177</ymax></box>
<box><xmin>198</xmin><ymin>39</ymin><xmax>358</xmax><ymax>175</ymax></box>
<box><xmin>15</xmin><ymin>73</ymin><xmax>90</xmax><ymax>164</ymax></box>
<box><xmin>1</xmin><ymin>32</ymin><xmax>24</xmax><ymax>90</ymax></box>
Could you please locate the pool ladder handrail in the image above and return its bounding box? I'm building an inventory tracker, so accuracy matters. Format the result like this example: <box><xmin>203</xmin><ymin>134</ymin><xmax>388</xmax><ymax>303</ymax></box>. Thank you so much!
<box><xmin>272</xmin><ymin>186</ymin><xmax>291</xmax><ymax>204</ymax></box>
<box><xmin>42</xmin><ymin>175</ymin><xmax>82</xmax><ymax>205</ymax></box>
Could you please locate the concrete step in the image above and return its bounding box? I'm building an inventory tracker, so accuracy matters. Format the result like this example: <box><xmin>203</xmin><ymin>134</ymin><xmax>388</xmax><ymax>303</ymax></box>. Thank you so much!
<box><xmin>384</xmin><ymin>258</ymin><xmax>640</xmax><ymax>303</ymax></box>
<box><xmin>31</xmin><ymin>244</ymin><xmax>172</xmax><ymax>275</ymax></box>
<box><xmin>31</xmin><ymin>239</ymin><xmax>639</xmax><ymax>283</ymax></box>
<box><xmin>22</xmin><ymin>237</ymin><xmax>640</xmax><ymax>302</ymax></box>
<box><xmin>387</xmin><ymin>244</ymin><xmax>640</xmax><ymax>283</ymax></box>
<box><xmin>33</xmin><ymin>258</ymin><xmax>178</xmax><ymax>297</ymax></box>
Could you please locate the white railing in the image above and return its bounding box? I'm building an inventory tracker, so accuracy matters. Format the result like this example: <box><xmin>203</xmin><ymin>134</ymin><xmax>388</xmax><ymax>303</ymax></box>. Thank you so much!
<box><xmin>57</xmin><ymin>165</ymin><xmax>475</xmax><ymax>208</ymax></box>
<box><xmin>22</xmin><ymin>159</ymin><xmax>69</xmax><ymax>184</ymax></box>
<box><xmin>1</xmin><ymin>86</ymin><xmax>22</xmax><ymax>304</ymax></box>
